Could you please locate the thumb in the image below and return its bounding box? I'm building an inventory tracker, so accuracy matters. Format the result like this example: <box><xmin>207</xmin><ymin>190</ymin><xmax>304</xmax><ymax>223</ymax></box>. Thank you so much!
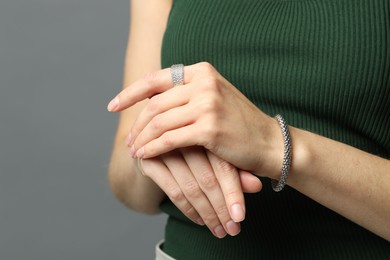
<box><xmin>239</xmin><ymin>170</ymin><xmax>263</xmax><ymax>193</ymax></box>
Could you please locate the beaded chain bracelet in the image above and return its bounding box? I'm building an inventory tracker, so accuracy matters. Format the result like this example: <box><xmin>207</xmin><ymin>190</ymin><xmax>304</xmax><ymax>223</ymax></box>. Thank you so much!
<box><xmin>271</xmin><ymin>114</ymin><xmax>292</xmax><ymax>192</ymax></box>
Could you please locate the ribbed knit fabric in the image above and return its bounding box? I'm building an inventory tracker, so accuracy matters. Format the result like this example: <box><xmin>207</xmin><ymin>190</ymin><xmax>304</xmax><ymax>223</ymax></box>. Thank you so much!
<box><xmin>160</xmin><ymin>0</ymin><xmax>390</xmax><ymax>259</ymax></box>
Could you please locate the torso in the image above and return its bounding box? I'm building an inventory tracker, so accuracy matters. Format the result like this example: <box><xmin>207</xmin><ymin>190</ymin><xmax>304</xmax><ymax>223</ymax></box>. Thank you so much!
<box><xmin>160</xmin><ymin>0</ymin><xmax>390</xmax><ymax>258</ymax></box>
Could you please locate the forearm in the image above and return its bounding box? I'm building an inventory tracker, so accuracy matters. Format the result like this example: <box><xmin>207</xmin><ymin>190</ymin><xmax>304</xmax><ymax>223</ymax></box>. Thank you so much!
<box><xmin>288</xmin><ymin>126</ymin><xmax>390</xmax><ymax>241</ymax></box>
<box><xmin>109</xmin><ymin>130</ymin><xmax>165</xmax><ymax>214</ymax></box>
<box><xmin>108</xmin><ymin>0</ymin><xmax>172</xmax><ymax>214</ymax></box>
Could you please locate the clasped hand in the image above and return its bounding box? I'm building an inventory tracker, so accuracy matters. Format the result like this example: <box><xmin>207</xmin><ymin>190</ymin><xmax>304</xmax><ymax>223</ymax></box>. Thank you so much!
<box><xmin>108</xmin><ymin>62</ymin><xmax>281</xmax><ymax>238</ymax></box>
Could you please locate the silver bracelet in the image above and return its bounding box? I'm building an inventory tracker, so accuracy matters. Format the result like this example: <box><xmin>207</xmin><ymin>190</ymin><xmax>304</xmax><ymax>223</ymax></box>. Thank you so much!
<box><xmin>271</xmin><ymin>114</ymin><xmax>292</xmax><ymax>192</ymax></box>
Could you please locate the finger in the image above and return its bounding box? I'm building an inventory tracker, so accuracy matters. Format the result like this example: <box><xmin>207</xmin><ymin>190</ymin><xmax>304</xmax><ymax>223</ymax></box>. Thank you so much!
<box><xmin>140</xmin><ymin>157</ymin><xmax>203</xmax><ymax>226</ymax></box>
<box><xmin>161</xmin><ymin>151</ymin><xmax>228</xmax><ymax>238</ymax></box>
<box><xmin>206</xmin><ymin>151</ymin><xmax>246</xmax><ymax>223</ymax></box>
<box><xmin>107</xmin><ymin>64</ymin><xmax>198</xmax><ymax>112</ymax></box>
<box><xmin>132</xmin><ymin>104</ymin><xmax>198</xmax><ymax>155</ymax></box>
<box><xmin>239</xmin><ymin>170</ymin><xmax>263</xmax><ymax>193</ymax></box>
<box><xmin>107</xmin><ymin>68</ymin><xmax>171</xmax><ymax>112</ymax></box>
<box><xmin>129</xmin><ymin>84</ymin><xmax>193</xmax><ymax>147</ymax></box>
<box><xmin>135</xmin><ymin>124</ymin><xmax>205</xmax><ymax>159</ymax></box>
<box><xmin>181</xmin><ymin>147</ymin><xmax>241</xmax><ymax>236</ymax></box>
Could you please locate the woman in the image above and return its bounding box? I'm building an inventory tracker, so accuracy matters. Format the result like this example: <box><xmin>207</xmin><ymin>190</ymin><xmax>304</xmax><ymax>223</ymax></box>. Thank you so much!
<box><xmin>107</xmin><ymin>0</ymin><xmax>390</xmax><ymax>259</ymax></box>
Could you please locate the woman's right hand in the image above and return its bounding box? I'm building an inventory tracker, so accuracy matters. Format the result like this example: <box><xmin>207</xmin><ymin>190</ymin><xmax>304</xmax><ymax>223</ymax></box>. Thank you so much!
<box><xmin>138</xmin><ymin>146</ymin><xmax>262</xmax><ymax>238</ymax></box>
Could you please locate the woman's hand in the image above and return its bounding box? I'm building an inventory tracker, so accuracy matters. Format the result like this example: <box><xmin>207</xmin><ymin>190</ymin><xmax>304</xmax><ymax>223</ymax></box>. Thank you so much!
<box><xmin>108</xmin><ymin>62</ymin><xmax>283</xmax><ymax>179</ymax></box>
<box><xmin>138</xmin><ymin>146</ymin><xmax>262</xmax><ymax>238</ymax></box>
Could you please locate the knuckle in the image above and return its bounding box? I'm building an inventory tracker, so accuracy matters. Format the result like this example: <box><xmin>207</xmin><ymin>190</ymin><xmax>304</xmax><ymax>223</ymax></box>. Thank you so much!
<box><xmin>202</xmin><ymin>211</ymin><xmax>217</xmax><ymax>224</ymax></box>
<box><xmin>183</xmin><ymin>181</ymin><xmax>202</xmax><ymax>198</ymax></box>
<box><xmin>143</xmin><ymin>71</ymin><xmax>165</xmax><ymax>94</ymax></box>
<box><xmin>225</xmin><ymin>189</ymin><xmax>241</xmax><ymax>202</ymax></box>
<box><xmin>198</xmin><ymin>62</ymin><xmax>216</xmax><ymax>75</ymax></box>
<box><xmin>217</xmin><ymin>164</ymin><xmax>239</xmax><ymax>182</ymax></box>
<box><xmin>200</xmin><ymin>172</ymin><xmax>219</xmax><ymax>189</ymax></box>
<box><xmin>184</xmin><ymin>206</ymin><xmax>197</xmax><ymax>218</ymax></box>
<box><xmin>216</xmin><ymin>159</ymin><xmax>235</xmax><ymax>173</ymax></box>
<box><xmin>167</xmin><ymin>188</ymin><xmax>184</xmax><ymax>202</ymax></box>
<box><xmin>215</xmin><ymin>205</ymin><xmax>229</xmax><ymax>217</ymax></box>
<box><xmin>161</xmin><ymin>132</ymin><xmax>175</xmax><ymax>148</ymax></box>
<box><xmin>143</xmin><ymin>71</ymin><xmax>158</xmax><ymax>86</ymax></box>
<box><xmin>150</xmin><ymin>115</ymin><xmax>163</xmax><ymax>131</ymax></box>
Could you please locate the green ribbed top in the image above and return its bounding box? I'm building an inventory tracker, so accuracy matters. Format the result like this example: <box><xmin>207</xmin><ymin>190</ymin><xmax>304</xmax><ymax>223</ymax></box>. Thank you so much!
<box><xmin>160</xmin><ymin>0</ymin><xmax>390</xmax><ymax>259</ymax></box>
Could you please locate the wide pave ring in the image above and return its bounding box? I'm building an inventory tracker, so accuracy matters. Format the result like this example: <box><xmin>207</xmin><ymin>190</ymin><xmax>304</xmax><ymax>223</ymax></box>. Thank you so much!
<box><xmin>170</xmin><ymin>64</ymin><xmax>184</xmax><ymax>87</ymax></box>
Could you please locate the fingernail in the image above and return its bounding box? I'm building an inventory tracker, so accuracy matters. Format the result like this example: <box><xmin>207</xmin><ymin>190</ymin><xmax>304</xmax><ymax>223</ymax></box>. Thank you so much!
<box><xmin>129</xmin><ymin>145</ymin><xmax>135</xmax><ymax>157</ymax></box>
<box><xmin>214</xmin><ymin>225</ymin><xmax>227</xmax><ymax>239</ymax></box>
<box><xmin>107</xmin><ymin>96</ymin><xmax>119</xmax><ymax>112</ymax></box>
<box><xmin>231</xmin><ymin>204</ymin><xmax>245</xmax><ymax>222</ymax></box>
<box><xmin>136</xmin><ymin>147</ymin><xmax>144</xmax><ymax>158</ymax></box>
<box><xmin>196</xmin><ymin>218</ymin><xmax>205</xmax><ymax>226</ymax></box>
<box><xmin>125</xmin><ymin>133</ymin><xmax>132</xmax><ymax>146</ymax></box>
<box><xmin>226</xmin><ymin>220</ymin><xmax>241</xmax><ymax>236</ymax></box>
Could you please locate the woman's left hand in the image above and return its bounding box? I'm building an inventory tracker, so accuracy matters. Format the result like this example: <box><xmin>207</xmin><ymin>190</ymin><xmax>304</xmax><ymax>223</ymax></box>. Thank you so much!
<box><xmin>108</xmin><ymin>62</ymin><xmax>283</xmax><ymax>179</ymax></box>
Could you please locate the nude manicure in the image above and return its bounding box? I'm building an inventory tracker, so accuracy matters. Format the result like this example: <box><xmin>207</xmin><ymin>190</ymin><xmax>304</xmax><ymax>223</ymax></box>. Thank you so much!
<box><xmin>125</xmin><ymin>133</ymin><xmax>132</xmax><ymax>146</ymax></box>
<box><xmin>214</xmin><ymin>225</ymin><xmax>227</xmax><ymax>239</ymax></box>
<box><xmin>129</xmin><ymin>145</ymin><xmax>135</xmax><ymax>157</ymax></box>
<box><xmin>107</xmin><ymin>96</ymin><xmax>119</xmax><ymax>112</ymax></box>
<box><xmin>226</xmin><ymin>220</ymin><xmax>241</xmax><ymax>236</ymax></box>
<box><xmin>136</xmin><ymin>147</ymin><xmax>144</xmax><ymax>158</ymax></box>
<box><xmin>231</xmin><ymin>204</ymin><xmax>245</xmax><ymax>222</ymax></box>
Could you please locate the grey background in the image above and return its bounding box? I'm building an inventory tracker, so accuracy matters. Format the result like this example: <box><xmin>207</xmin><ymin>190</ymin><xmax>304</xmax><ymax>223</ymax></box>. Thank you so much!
<box><xmin>0</xmin><ymin>0</ymin><xmax>166</xmax><ymax>259</ymax></box>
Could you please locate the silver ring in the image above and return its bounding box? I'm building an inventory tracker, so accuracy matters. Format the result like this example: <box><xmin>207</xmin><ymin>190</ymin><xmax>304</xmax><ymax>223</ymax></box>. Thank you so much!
<box><xmin>170</xmin><ymin>64</ymin><xmax>184</xmax><ymax>87</ymax></box>
<box><xmin>137</xmin><ymin>158</ymin><xmax>146</xmax><ymax>176</ymax></box>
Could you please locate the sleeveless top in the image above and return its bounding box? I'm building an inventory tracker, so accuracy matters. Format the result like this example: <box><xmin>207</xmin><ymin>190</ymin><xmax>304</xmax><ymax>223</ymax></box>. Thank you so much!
<box><xmin>159</xmin><ymin>0</ymin><xmax>390</xmax><ymax>259</ymax></box>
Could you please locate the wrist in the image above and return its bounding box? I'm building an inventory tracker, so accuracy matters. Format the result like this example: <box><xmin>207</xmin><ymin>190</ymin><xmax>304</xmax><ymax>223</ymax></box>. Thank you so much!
<box><xmin>253</xmin><ymin>117</ymin><xmax>310</xmax><ymax>189</ymax></box>
<box><xmin>253</xmin><ymin>115</ymin><xmax>284</xmax><ymax>180</ymax></box>
<box><xmin>285</xmin><ymin>126</ymin><xmax>312</xmax><ymax>187</ymax></box>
